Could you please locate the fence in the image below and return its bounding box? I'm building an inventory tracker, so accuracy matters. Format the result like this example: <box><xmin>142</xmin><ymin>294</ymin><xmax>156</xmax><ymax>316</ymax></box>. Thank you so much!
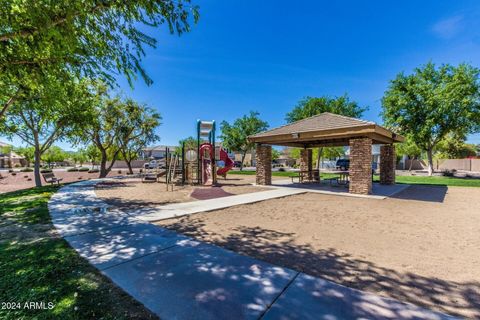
<box><xmin>398</xmin><ymin>158</ymin><xmax>480</xmax><ymax>172</ymax></box>
<box><xmin>106</xmin><ymin>160</ymin><xmax>147</xmax><ymax>169</ymax></box>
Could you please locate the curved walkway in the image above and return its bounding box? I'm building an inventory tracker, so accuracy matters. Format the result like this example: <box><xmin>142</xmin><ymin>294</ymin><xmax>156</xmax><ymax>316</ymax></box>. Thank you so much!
<box><xmin>48</xmin><ymin>180</ymin><xmax>456</xmax><ymax>320</ymax></box>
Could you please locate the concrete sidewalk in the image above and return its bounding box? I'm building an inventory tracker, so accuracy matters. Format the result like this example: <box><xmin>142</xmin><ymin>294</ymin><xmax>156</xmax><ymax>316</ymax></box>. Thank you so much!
<box><xmin>49</xmin><ymin>180</ymin><xmax>456</xmax><ymax>320</ymax></box>
<box><xmin>135</xmin><ymin>188</ymin><xmax>307</xmax><ymax>222</ymax></box>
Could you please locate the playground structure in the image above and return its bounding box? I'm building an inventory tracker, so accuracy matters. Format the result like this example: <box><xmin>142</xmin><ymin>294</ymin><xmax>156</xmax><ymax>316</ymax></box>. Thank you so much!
<box><xmin>143</xmin><ymin>120</ymin><xmax>234</xmax><ymax>189</ymax></box>
<box><xmin>189</xmin><ymin>120</ymin><xmax>234</xmax><ymax>186</ymax></box>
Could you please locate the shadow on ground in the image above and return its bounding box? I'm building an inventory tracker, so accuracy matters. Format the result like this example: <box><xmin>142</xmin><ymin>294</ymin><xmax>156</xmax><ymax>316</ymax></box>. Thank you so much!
<box><xmin>162</xmin><ymin>221</ymin><xmax>480</xmax><ymax>319</ymax></box>
<box><xmin>391</xmin><ymin>185</ymin><xmax>448</xmax><ymax>203</ymax></box>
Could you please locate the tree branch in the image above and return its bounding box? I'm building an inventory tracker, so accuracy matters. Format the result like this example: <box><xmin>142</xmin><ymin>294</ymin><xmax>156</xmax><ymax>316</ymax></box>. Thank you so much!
<box><xmin>0</xmin><ymin>91</ymin><xmax>20</xmax><ymax>119</ymax></box>
<box><xmin>0</xmin><ymin>3</ymin><xmax>110</xmax><ymax>42</ymax></box>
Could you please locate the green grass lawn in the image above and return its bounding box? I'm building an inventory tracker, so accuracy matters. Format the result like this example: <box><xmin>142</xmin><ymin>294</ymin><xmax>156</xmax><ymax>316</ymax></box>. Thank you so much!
<box><xmin>0</xmin><ymin>186</ymin><xmax>156</xmax><ymax>320</ymax></box>
<box><xmin>230</xmin><ymin>170</ymin><xmax>480</xmax><ymax>187</ymax></box>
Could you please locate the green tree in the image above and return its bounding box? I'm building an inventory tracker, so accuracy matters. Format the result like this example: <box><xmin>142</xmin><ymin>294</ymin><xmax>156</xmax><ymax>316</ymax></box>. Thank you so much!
<box><xmin>435</xmin><ymin>133</ymin><xmax>477</xmax><ymax>159</ymax></box>
<box><xmin>271</xmin><ymin>149</ymin><xmax>281</xmax><ymax>161</ymax></box>
<box><xmin>176</xmin><ymin>136</ymin><xmax>197</xmax><ymax>157</ymax></box>
<box><xmin>85</xmin><ymin>144</ymin><xmax>101</xmax><ymax>169</ymax></box>
<box><xmin>14</xmin><ymin>146</ymin><xmax>35</xmax><ymax>167</ymax></box>
<box><xmin>3</xmin><ymin>76</ymin><xmax>91</xmax><ymax>186</ymax></box>
<box><xmin>71</xmin><ymin>149</ymin><xmax>88</xmax><ymax>167</ymax></box>
<box><xmin>285</xmin><ymin>94</ymin><xmax>366</xmax><ymax>169</ymax></box>
<box><xmin>0</xmin><ymin>0</ymin><xmax>199</xmax><ymax>120</ymax></box>
<box><xmin>396</xmin><ymin>135</ymin><xmax>422</xmax><ymax>171</ymax></box>
<box><xmin>82</xmin><ymin>96</ymin><xmax>124</xmax><ymax>178</ymax></box>
<box><xmin>220</xmin><ymin>111</ymin><xmax>268</xmax><ymax>170</ymax></box>
<box><xmin>382</xmin><ymin>62</ymin><xmax>480</xmax><ymax>175</ymax></box>
<box><xmin>118</xmin><ymin>100</ymin><xmax>161</xmax><ymax>174</ymax></box>
<box><xmin>42</xmin><ymin>146</ymin><xmax>67</xmax><ymax>167</ymax></box>
<box><xmin>0</xmin><ymin>144</ymin><xmax>12</xmax><ymax>167</ymax></box>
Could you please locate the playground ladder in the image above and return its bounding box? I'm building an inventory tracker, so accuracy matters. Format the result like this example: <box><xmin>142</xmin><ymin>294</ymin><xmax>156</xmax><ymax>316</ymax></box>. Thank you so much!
<box><xmin>166</xmin><ymin>154</ymin><xmax>178</xmax><ymax>191</ymax></box>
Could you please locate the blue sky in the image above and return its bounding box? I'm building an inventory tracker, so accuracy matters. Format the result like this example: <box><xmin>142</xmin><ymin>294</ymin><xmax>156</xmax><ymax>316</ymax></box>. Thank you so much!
<box><xmin>4</xmin><ymin>0</ymin><xmax>480</xmax><ymax>149</ymax></box>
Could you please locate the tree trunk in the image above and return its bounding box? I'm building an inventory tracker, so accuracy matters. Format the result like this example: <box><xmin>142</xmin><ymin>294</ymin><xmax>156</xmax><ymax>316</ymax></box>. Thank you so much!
<box><xmin>99</xmin><ymin>150</ymin><xmax>108</xmax><ymax>178</ymax></box>
<box><xmin>408</xmin><ymin>156</ymin><xmax>414</xmax><ymax>171</ymax></box>
<box><xmin>126</xmin><ymin>159</ymin><xmax>133</xmax><ymax>174</ymax></box>
<box><xmin>34</xmin><ymin>147</ymin><xmax>42</xmax><ymax>187</ymax></box>
<box><xmin>426</xmin><ymin>149</ymin><xmax>434</xmax><ymax>176</ymax></box>
<box><xmin>122</xmin><ymin>150</ymin><xmax>134</xmax><ymax>174</ymax></box>
<box><xmin>316</xmin><ymin>147</ymin><xmax>323</xmax><ymax>170</ymax></box>
<box><xmin>240</xmin><ymin>151</ymin><xmax>247</xmax><ymax>171</ymax></box>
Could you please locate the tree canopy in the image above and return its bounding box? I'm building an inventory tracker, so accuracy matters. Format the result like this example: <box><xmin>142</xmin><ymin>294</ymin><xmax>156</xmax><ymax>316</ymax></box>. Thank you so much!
<box><xmin>3</xmin><ymin>75</ymin><xmax>92</xmax><ymax>185</ymax></box>
<box><xmin>285</xmin><ymin>94</ymin><xmax>367</xmax><ymax>123</ymax></box>
<box><xmin>285</xmin><ymin>95</ymin><xmax>364</xmax><ymax>168</ymax></box>
<box><xmin>382</xmin><ymin>62</ymin><xmax>480</xmax><ymax>175</ymax></box>
<box><xmin>220</xmin><ymin>111</ymin><xmax>268</xmax><ymax>170</ymax></box>
<box><xmin>0</xmin><ymin>0</ymin><xmax>199</xmax><ymax>119</ymax></box>
<box><xmin>118</xmin><ymin>99</ymin><xmax>161</xmax><ymax>173</ymax></box>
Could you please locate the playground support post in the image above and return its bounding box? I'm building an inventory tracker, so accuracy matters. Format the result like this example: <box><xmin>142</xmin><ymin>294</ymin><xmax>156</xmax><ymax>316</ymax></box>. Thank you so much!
<box><xmin>181</xmin><ymin>141</ymin><xmax>185</xmax><ymax>185</ymax></box>
<box><xmin>197</xmin><ymin>120</ymin><xmax>201</xmax><ymax>185</ymax></box>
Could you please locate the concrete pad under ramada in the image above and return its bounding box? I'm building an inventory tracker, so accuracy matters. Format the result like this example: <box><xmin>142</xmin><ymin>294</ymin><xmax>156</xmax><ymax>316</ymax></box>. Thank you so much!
<box><xmin>49</xmin><ymin>179</ymin><xmax>457</xmax><ymax>320</ymax></box>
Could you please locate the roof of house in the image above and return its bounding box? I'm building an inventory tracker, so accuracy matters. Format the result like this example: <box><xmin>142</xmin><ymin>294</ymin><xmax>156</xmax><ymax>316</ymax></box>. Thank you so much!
<box><xmin>249</xmin><ymin>112</ymin><xmax>403</xmax><ymax>147</ymax></box>
<box><xmin>143</xmin><ymin>145</ymin><xmax>177</xmax><ymax>152</ymax></box>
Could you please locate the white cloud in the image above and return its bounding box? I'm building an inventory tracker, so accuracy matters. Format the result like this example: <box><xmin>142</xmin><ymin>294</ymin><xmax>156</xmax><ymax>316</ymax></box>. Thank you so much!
<box><xmin>432</xmin><ymin>15</ymin><xmax>464</xmax><ymax>39</ymax></box>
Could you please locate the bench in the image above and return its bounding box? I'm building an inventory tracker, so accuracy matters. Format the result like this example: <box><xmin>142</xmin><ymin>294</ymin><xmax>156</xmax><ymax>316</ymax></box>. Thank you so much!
<box><xmin>42</xmin><ymin>172</ymin><xmax>63</xmax><ymax>185</ymax></box>
<box><xmin>142</xmin><ymin>170</ymin><xmax>166</xmax><ymax>183</ymax></box>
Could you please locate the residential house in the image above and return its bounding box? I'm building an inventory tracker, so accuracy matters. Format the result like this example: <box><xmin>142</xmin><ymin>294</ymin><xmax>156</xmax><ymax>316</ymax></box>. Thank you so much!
<box><xmin>0</xmin><ymin>141</ymin><xmax>26</xmax><ymax>168</ymax></box>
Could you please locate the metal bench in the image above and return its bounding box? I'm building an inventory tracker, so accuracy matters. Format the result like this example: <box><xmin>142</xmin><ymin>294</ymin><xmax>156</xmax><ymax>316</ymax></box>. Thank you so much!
<box><xmin>42</xmin><ymin>172</ymin><xmax>63</xmax><ymax>185</ymax></box>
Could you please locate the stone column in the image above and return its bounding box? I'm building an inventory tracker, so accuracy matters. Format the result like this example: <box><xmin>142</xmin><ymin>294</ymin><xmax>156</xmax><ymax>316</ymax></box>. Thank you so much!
<box><xmin>380</xmin><ymin>144</ymin><xmax>396</xmax><ymax>185</ymax></box>
<box><xmin>349</xmin><ymin>138</ymin><xmax>372</xmax><ymax>194</ymax></box>
<box><xmin>255</xmin><ymin>144</ymin><xmax>272</xmax><ymax>185</ymax></box>
<box><xmin>299</xmin><ymin>149</ymin><xmax>312</xmax><ymax>179</ymax></box>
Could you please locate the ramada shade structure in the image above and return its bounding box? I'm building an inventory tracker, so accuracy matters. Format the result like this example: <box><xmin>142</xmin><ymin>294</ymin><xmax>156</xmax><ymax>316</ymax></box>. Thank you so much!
<box><xmin>248</xmin><ymin>113</ymin><xmax>404</xmax><ymax>195</ymax></box>
<box><xmin>248</xmin><ymin>112</ymin><xmax>403</xmax><ymax>148</ymax></box>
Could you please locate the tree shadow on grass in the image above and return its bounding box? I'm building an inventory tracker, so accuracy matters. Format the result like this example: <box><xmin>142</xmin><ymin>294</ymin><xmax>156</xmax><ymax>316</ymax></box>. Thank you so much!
<box><xmin>163</xmin><ymin>221</ymin><xmax>480</xmax><ymax>319</ymax></box>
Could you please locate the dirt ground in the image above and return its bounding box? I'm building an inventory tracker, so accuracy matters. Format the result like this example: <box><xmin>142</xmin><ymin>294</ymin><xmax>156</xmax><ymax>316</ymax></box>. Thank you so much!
<box><xmin>157</xmin><ymin>185</ymin><xmax>480</xmax><ymax>318</ymax></box>
<box><xmin>94</xmin><ymin>175</ymin><xmax>277</xmax><ymax>209</ymax></box>
<box><xmin>0</xmin><ymin>169</ymin><xmax>137</xmax><ymax>193</ymax></box>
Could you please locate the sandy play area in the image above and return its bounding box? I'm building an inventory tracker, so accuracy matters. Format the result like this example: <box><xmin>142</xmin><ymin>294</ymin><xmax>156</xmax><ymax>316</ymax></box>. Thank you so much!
<box><xmin>157</xmin><ymin>185</ymin><xmax>480</xmax><ymax>318</ymax></box>
<box><xmin>95</xmin><ymin>174</ymin><xmax>277</xmax><ymax>209</ymax></box>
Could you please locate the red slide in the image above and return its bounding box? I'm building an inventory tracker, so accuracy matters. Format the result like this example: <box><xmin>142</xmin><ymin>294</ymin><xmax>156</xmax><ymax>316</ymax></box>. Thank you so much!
<box><xmin>217</xmin><ymin>148</ymin><xmax>234</xmax><ymax>177</ymax></box>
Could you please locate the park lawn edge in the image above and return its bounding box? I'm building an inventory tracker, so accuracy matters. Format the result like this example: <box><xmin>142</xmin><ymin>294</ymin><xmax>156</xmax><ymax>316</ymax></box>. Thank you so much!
<box><xmin>0</xmin><ymin>185</ymin><xmax>158</xmax><ymax>320</ymax></box>
<box><xmin>229</xmin><ymin>170</ymin><xmax>480</xmax><ymax>187</ymax></box>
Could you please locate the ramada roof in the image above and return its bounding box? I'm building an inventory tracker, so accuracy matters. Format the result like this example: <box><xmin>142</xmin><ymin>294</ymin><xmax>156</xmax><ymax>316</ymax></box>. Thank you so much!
<box><xmin>249</xmin><ymin>112</ymin><xmax>403</xmax><ymax>148</ymax></box>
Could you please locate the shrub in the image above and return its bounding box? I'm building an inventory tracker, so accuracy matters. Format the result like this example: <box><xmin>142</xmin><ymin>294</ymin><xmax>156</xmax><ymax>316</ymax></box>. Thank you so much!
<box><xmin>88</xmin><ymin>169</ymin><xmax>99</xmax><ymax>173</ymax></box>
<box><xmin>67</xmin><ymin>167</ymin><xmax>79</xmax><ymax>172</ymax></box>
<box><xmin>40</xmin><ymin>169</ymin><xmax>52</xmax><ymax>173</ymax></box>
<box><xmin>443</xmin><ymin>169</ymin><xmax>457</xmax><ymax>177</ymax></box>
<box><xmin>8</xmin><ymin>169</ymin><xmax>14</xmax><ymax>173</ymax></box>
<box><xmin>14</xmin><ymin>163</ymin><xmax>21</xmax><ymax>167</ymax></box>
<box><xmin>20</xmin><ymin>167</ymin><xmax>33</xmax><ymax>172</ymax></box>
<box><xmin>78</xmin><ymin>167</ymin><xmax>90</xmax><ymax>172</ymax></box>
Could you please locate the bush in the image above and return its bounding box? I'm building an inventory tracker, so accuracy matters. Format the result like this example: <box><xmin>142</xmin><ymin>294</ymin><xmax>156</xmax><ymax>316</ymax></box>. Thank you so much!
<box><xmin>14</xmin><ymin>163</ymin><xmax>21</xmax><ymax>167</ymax></box>
<box><xmin>278</xmin><ymin>167</ymin><xmax>286</xmax><ymax>172</ymax></box>
<box><xmin>40</xmin><ymin>169</ymin><xmax>52</xmax><ymax>173</ymax></box>
<box><xmin>78</xmin><ymin>167</ymin><xmax>89</xmax><ymax>172</ymax></box>
<box><xmin>20</xmin><ymin>167</ymin><xmax>33</xmax><ymax>172</ymax></box>
<box><xmin>88</xmin><ymin>169</ymin><xmax>99</xmax><ymax>173</ymax></box>
<box><xmin>8</xmin><ymin>169</ymin><xmax>14</xmax><ymax>173</ymax></box>
<box><xmin>443</xmin><ymin>169</ymin><xmax>457</xmax><ymax>177</ymax></box>
<box><xmin>67</xmin><ymin>167</ymin><xmax>79</xmax><ymax>172</ymax></box>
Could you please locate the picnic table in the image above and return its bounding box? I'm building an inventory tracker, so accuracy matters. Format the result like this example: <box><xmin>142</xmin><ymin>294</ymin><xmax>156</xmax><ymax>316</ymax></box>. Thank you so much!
<box><xmin>291</xmin><ymin>170</ymin><xmax>320</xmax><ymax>183</ymax></box>
<box><xmin>323</xmin><ymin>171</ymin><xmax>349</xmax><ymax>187</ymax></box>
